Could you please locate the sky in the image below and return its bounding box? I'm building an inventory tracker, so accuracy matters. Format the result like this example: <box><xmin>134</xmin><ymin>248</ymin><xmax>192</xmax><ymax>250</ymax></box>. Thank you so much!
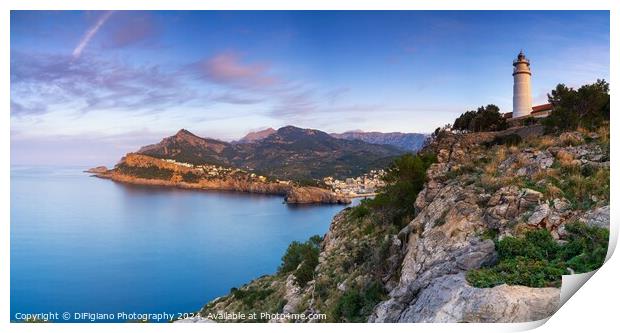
<box><xmin>10</xmin><ymin>10</ymin><xmax>610</xmax><ymax>166</ymax></box>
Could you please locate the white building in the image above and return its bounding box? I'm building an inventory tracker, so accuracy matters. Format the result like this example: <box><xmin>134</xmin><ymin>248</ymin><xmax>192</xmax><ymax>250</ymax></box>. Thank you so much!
<box><xmin>512</xmin><ymin>50</ymin><xmax>533</xmax><ymax>118</ymax></box>
<box><xmin>504</xmin><ymin>51</ymin><xmax>553</xmax><ymax>121</ymax></box>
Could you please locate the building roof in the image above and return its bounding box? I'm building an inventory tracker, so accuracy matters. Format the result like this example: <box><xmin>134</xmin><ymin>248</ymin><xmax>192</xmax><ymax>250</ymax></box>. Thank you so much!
<box><xmin>503</xmin><ymin>103</ymin><xmax>553</xmax><ymax>119</ymax></box>
<box><xmin>532</xmin><ymin>103</ymin><xmax>553</xmax><ymax>113</ymax></box>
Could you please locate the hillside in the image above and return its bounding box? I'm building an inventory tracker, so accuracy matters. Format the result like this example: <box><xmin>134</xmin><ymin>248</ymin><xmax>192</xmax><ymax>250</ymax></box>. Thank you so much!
<box><xmin>331</xmin><ymin>131</ymin><xmax>428</xmax><ymax>152</ymax></box>
<box><xmin>181</xmin><ymin>124</ymin><xmax>610</xmax><ymax>323</ymax></box>
<box><xmin>137</xmin><ymin>126</ymin><xmax>405</xmax><ymax>180</ymax></box>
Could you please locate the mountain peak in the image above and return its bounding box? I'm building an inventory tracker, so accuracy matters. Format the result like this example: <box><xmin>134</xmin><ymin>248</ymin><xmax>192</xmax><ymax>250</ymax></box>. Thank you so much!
<box><xmin>237</xmin><ymin>128</ymin><xmax>277</xmax><ymax>143</ymax></box>
<box><xmin>175</xmin><ymin>128</ymin><xmax>196</xmax><ymax>137</ymax></box>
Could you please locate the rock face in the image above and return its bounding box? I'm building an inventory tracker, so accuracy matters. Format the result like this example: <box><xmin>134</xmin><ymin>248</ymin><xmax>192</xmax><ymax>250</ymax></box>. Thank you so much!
<box><xmin>396</xmin><ymin>273</ymin><xmax>559</xmax><ymax>323</ymax></box>
<box><xmin>370</xmin><ymin>130</ymin><xmax>565</xmax><ymax>322</ymax></box>
<box><xmin>285</xmin><ymin>186</ymin><xmax>351</xmax><ymax>204</ymax></box>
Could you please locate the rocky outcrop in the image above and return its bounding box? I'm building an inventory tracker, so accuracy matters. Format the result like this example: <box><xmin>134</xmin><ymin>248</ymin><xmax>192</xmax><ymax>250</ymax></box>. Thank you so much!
<box><xmin>285</xmin><ymin>186</ymin><xmax>351</xmax><ymax>204</ymax></box>
<box><xmin>94</xmin><ymin>153</ymin><xmax>352</xmax><ymax>204</ymax></box>
<box><xmin>370</xmin><ymin>130</ymin><xmax>568</xmax><ymax>322</ymax></box>
<box><xmin>396</xmin><ymin>273</ymin><xmax>559</xmax><ymax>323</ymax></box>
<box><xmin>84</xmin><ymin>166</ymin><xmax>108</xmax><ymax>173</ymax></box>
<box><xmin>580</xmin><ymin>205</ymin><xmax>610</xmax><ymax>229</ymax></box>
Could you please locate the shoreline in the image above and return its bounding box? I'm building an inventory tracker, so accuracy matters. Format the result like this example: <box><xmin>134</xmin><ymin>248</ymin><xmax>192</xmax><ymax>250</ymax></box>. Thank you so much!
<box><xmin>89</xmin><ymin>170</ymin><xmax>351</xmax><ymax>205</ymax></box>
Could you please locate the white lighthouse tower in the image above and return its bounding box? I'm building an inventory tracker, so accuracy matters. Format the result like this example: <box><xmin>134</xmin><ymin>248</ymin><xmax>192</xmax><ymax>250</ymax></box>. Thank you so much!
<box><xmin>512</xmin><ymin>50</ymin><xmax>532</xmax><ymax>118</ymax></box>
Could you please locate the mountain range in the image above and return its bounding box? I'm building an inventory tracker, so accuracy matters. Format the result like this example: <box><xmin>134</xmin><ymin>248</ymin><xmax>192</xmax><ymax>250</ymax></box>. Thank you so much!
<box><xmin>136</xmin><ymin>126</ymin><xmax>406</xmax><ymax>180</ymax></box>
<box><xmin>330</xmin><ymin>131</ymin><xmax>427</xmax><ymax>152</ymax></box>
<box><xmin>236</xmin><ymin>128</ymin><xmax>427</xmax><ymax>152</ymax></box>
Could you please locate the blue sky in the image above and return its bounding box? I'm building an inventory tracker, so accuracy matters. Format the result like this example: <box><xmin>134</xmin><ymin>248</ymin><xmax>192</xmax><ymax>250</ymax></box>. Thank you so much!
<box><xmin>10</xmin><ymin>11</ymin><xmax>609</xmax><ymax>166</ymax></box>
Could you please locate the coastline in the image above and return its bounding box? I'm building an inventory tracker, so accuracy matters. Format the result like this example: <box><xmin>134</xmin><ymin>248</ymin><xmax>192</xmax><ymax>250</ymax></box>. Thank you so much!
<box><xmin>89</xmin><ymin>170</ymin><xmax>351</xmax><ymax>205</ymax></box>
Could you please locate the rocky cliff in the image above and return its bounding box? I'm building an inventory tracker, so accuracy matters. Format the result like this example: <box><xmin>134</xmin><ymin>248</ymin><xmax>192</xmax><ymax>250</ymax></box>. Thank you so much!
<box><xmin>93</xmin><ymin>153</ymin><xmax>354</xmax><ymax>205</ymax></box>
<box><xmin>184</xmin><ymin>125</ymin><xmax>610</xmax><ymax>323</ymax></box>
<box><xmin>285</xmin><ymin>187</ymin><xmax>352</xmax><ymax>205</ymax></box>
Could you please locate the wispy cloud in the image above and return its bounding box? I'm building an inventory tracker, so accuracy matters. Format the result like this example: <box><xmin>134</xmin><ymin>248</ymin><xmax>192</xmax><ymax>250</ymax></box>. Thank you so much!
<box><xmin>72</xmin><ymin>11</ymin><xmax>114</xmax><ymax>59</ymax></box>
<box><xmin>194</xmin><ymin>52</ymin><xmax>278</xmax><ymax>89</ymax></box>
<box><xmin>11</xmin><ymin>51</ymin><xmax>199</xmax><ymax>115</ymax></box>
<box><xmin>104</xmin><ymin>11</ymin><xmax>160</xmax><ymax>48</ymax></box>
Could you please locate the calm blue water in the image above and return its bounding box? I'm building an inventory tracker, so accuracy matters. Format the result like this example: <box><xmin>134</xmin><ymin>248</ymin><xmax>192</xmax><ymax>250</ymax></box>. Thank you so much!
<box><xmin>11</xmin><ymin>166</ymin><xmax>353</xmax><ymax>322</ymax></box>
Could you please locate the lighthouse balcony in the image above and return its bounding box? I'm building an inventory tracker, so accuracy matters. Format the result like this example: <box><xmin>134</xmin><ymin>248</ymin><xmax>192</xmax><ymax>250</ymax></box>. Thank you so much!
<box><xmin>512</xmin><ymin>57</ymin><xmax>530</xmax><ymax>65</ymax></box>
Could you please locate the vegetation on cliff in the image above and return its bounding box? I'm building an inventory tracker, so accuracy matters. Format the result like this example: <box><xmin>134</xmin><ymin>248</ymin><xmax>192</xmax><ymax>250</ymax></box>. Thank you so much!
<box><xmin>353</xmin><ymin>152</ymin><xmax>437</xmax><ymax>227</ymax></box>
<box><xmin>279</xmin><ymin>235</ymin><xmax>322</xmax><ymax>287</ymax></box>
<box><xmin>467</xmin><ymin>222</ymin><xmax>609</xmax><ymax>288</ymax></box>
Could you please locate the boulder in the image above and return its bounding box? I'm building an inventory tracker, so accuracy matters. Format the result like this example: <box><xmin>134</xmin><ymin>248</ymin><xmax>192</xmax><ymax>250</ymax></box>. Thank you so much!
<box><xmin>579</xmin><ymin>205</ymin><xmax>610</xmax><ymax>229</ymax></box>
<box><xmin>527</xmin><ymin>203</ymin><xmax>550</xmax><ymax>226</ymax></box>
<box><xmin>397</xmin><ymin>273</ymin><xmax>559</xmax><ymax>323</ymax></box>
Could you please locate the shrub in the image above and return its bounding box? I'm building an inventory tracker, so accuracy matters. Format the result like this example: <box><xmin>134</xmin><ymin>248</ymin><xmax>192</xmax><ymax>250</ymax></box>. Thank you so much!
<box><xmin>331</xmin><ymin>282</ymin><xmax>386</xmax><ymax>322</ymax></box>
<box><xmin>279</xmin><ymin>235</ymin><xmax>322</xmax><ymax>287</ymax></box>
<box><xmin>231</xmin><ymin>287</ymin><xmax>275</xmax><ymax>307</ymax></box>
<box><xmin>350</xmin><ymin>204</ymin><xmax>370</xmax><ymax>220</ymax></box>
<box><xmin>366</xmin><ymin>152</ymin><xmax>436</xmax><ymax>226</ymax></box>
<box><xmin>467</xmin><ymin>223</ymin><xmax>608</xmax><ymax>288</ymax></box>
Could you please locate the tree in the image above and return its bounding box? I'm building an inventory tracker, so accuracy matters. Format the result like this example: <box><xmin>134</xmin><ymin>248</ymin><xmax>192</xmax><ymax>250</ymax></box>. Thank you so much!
<box><xmin>453</xmin><ymin>104</ymin><xmax>507</xmax><ymax>132</ymax></box>
<box><xmin>543</xmin><ymin>79</ymin><xmax>610</xmax><ymax>132</ymax></box>
<box><xmin>368</xmin><ymin>152</ymin><xmax>437</xmax><ymax>226</ymax></box>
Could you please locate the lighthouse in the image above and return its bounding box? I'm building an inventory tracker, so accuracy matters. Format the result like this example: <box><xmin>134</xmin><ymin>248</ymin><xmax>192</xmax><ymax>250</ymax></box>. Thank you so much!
<box><xmin>512</xmin><ymin>50</ymin><xmax>532</xmax><ymax>118</ymax></box>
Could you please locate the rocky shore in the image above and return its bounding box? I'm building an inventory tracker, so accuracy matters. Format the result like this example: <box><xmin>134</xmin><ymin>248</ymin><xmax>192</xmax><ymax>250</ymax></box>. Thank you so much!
<box><xmin>89</xmin><ymin>154</ymin><xmax>350</xmax><ymax>205</ymax></box>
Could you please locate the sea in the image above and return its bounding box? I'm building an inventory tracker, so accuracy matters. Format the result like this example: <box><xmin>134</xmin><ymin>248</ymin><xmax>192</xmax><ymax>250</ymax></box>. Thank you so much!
<box><xmin>10</xmin><ymin>166</ymin><xmax>356</xmax><ymax>322</ymax></box>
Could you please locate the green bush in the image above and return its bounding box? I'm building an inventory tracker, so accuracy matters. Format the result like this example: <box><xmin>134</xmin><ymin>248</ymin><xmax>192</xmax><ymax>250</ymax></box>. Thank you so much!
<box><xmin>366</xmin><ymin>152</ymin><xmax>436</xmax><ymax>226</ymax></box>
<box><xmin>278</xmin><ymin>235</ymin><xmax>322</xmax><ymax>287</ymax></box>
<box><xmin>350</xmin><ymin>204</ymin><xmax>371</xmax><ymax>220</ymax></box>
<box><xmin>468</xmin><ymin>223</ymin><xmax>608</xmax><ymax>288</ymax></box>
<box><xmin>331</xmin><ymin>282</ymin><xmax>386</xmax><ymax>322</ymax></box>
<box><xmin>231</xmin><ymin>287</ymin><xmax>274</xmax><ymax>307</ymax></box>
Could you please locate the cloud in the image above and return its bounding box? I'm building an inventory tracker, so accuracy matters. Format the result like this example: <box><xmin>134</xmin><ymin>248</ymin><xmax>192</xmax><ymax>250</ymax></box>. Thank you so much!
<box><xmin>104</xmin><ymin>12</ymin><xmax>161</xmax><ymax>48</ymax></box>
<box><xmin>194</xmin><ymin>52</ymin><xmax>278</xmax><ymax>89</ymax></box>
<box><xmin>212</xmin><ymin>92</ymin><xmax>263</xmax><ymax>105</ymax></box>
<box><xmin>10</xmin><ymin>100</ymin><xmax>48</xmax><ymax>116</ymax></box>
<box><xmin>72</xmin><ymin>11</ymin><xmax>114</xmax><ymax>59</ymax></box>
<box><xmin>325</xmin><ymin>87</ymin><xmax>350</xmax><ymax>105</ymax></box>
<box><xmin>11</xmin><ymin>51</ymin><xmax>200</xmax><ymax>115</ymax></box>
